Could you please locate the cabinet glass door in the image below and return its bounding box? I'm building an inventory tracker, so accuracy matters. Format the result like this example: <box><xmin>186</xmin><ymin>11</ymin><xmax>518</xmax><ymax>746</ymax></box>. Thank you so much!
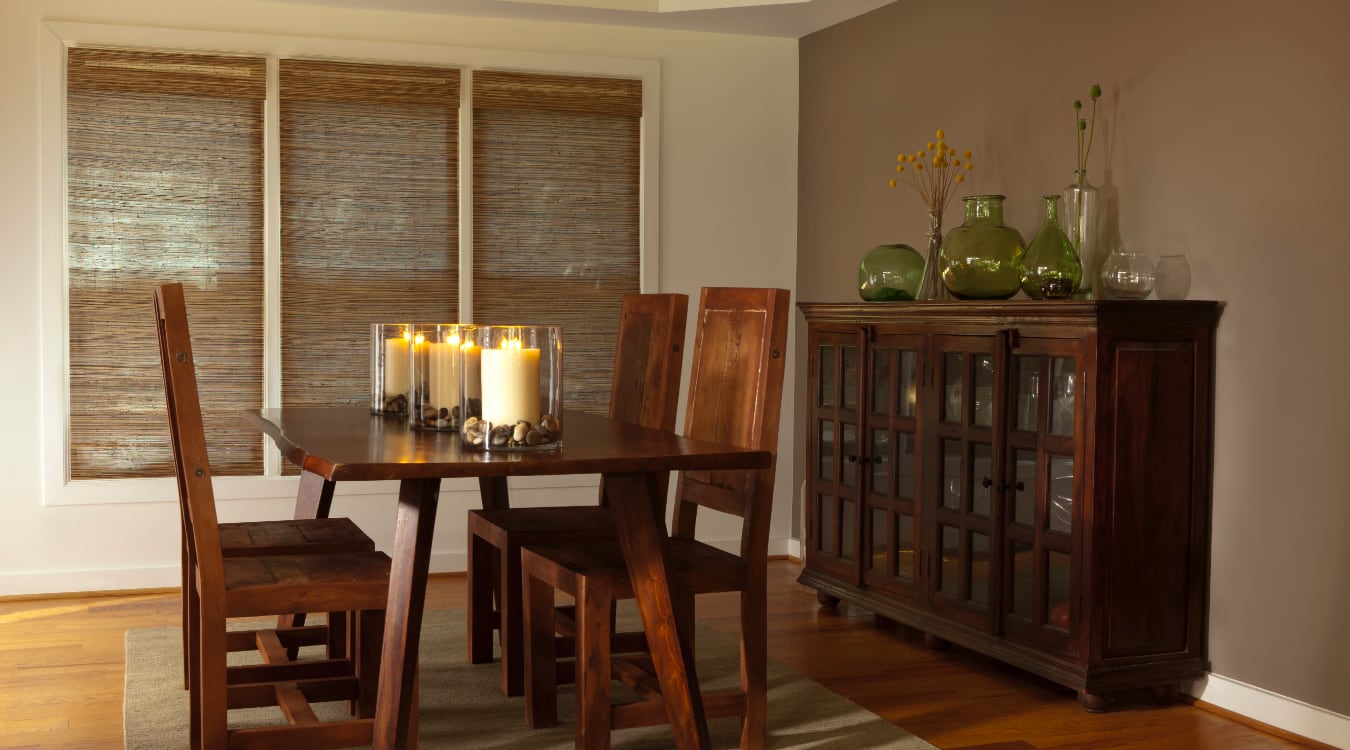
<box><xmin>807</xmin><ymin>329</ymin><xmax>864</xmax><ymax>584</ymax></box>
<box><xmin>1002</xmin><ymin>342</ymin><xmax>1082</xmax><ymax>654</ymax></box>
<box><xmin>928</xmin><ymin>336</ymin><xmax>1000</xmax><ymax>631</ymax></box>
<box><xmin>862</xmin><ymin>332</ymin><xmax>924</xmax><ymax>600</ymax></box>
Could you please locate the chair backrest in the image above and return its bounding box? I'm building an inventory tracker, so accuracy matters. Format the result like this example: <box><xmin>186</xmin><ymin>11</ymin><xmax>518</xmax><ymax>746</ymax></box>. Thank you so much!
<box><xmin>608</xmin><ymin>293</ymin><xmax>689</xmax><ymax>433</ymax></box>
<box><xmin>670</xmin><ymin>287</ymin><xmax>790</xmax><ymax>562</ymax></box>
<box><xmin>154</xmin><ymin>283</ymin><xmax>226</xmax><ymax>588</ymax></box>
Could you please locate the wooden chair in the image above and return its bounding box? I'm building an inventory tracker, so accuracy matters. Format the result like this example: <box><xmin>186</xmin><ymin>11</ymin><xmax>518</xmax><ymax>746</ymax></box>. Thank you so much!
<box><xmin>155</xmin><ymin>282</ymin><xmax>391</xmax><ymax>749</ymax></box>
<box><xmin>520</xmin><ymin>287</ymin><xmax>789</xmax><ymax>749</ymax></box>
<box><xmin>466</xmin><ymin>292</ymin><xmax>689</xmax><ymax>697</ymax></box>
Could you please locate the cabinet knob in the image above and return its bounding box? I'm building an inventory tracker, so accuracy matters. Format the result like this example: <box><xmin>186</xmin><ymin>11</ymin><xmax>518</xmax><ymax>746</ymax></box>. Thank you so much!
<box><xmin>846</xmin><ymin>455</ymin><xmax>859</xmax><ymax>464</ymax></box>
<box><xmin>981</xmin><ymin>477</ymin><xmax>993</xmax><ymax>489</ymax></box>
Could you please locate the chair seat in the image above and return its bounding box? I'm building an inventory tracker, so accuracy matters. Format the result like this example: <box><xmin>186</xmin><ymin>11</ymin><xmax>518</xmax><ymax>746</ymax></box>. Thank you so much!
<box><xmin>223</xmin><ymin>551</ymin><xmax>391</xmax><ymax>618</ymax></box>
<box><xmin>467</xmin><ymin>506</ymin><xmax>614</xmax><ymax>543</ymax></box>
<box><xmin>220</xmin><ymin>517</ymin><xmax>375</xmax><ymax>557</ymax></box>
<box><xmin>522</xmin><ymin>538</ymin><xmax>747</xmax><ymax>597</ymax></box>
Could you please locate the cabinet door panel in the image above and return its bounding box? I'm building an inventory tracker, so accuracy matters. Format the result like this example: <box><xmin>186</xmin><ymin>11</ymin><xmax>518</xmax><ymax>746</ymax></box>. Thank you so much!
<box><xmin>805</xmin><ymin>329</ymin><xmax>864</xmax><ymax>583</ymax></box>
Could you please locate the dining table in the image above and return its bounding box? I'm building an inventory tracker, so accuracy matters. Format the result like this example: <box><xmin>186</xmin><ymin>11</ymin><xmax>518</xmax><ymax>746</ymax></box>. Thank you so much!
<box><xmin>243</xmin><ymin>405</ymin><xmax>773</xmax><ymax>750</ymax></box>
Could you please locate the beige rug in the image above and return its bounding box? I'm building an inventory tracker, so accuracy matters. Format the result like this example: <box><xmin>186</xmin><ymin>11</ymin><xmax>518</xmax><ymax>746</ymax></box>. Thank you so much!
<box><xmin>125</xmin><ymin>608</ymin><xmax>935</xmax><ymax>749</ymax></box>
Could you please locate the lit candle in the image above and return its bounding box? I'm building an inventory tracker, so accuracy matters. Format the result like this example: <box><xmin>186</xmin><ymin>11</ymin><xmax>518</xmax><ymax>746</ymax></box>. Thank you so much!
<box><xmin>383</xmin><ymin>330</ymin><xmax>411</xmax><ymax>401</ymax></box>
<box><xmin>479</xmin><ymin>337</ymin><xmax>540</xmax><ymax>427</ymax></box>
<box><xmin>425</xmin><ymin>334</ymin><xmax>461</xmax><ymax>408</ymax></box>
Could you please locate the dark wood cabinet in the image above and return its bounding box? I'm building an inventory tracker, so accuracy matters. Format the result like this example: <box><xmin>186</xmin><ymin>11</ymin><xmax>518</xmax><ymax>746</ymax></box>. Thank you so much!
<box><xmin>798</xmin><ymin>300</ymin><xmax>1222</xmax><ymax>710</ymax></box>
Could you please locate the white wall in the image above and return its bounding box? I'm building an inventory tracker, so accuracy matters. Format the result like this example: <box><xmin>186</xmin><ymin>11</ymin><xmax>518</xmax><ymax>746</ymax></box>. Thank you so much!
<box><xmin>797</xmin><ymin>0</ymin><xmax>1350</xmax><ymax>742</ymax></box>
<box><xmin>0</xmin><ymin>0</ymin><xmax>799</xmax><ymax>595</ymax></box>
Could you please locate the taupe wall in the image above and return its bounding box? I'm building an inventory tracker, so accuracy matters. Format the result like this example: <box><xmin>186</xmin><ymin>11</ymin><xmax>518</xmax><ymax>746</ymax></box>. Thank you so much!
<box><xmin>798</xmin><ymin>0</ymin><xmax>1349</xmax><ymax>719</ymax></box>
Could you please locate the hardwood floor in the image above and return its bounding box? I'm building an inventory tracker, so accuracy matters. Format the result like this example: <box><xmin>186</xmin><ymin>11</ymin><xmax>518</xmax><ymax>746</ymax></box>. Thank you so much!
<box><xmin>0</xmin><ymin>559</ymin><xmax>1316</xmax><ymax>749</ymax></box>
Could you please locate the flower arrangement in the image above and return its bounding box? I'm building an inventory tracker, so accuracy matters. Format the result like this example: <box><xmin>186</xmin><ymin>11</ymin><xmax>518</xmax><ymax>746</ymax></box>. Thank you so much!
<box><xmin>888</xmin><ymin>128</ymin><xmax>974</xmax><ymax>221</ymax></box>
<box><xmin>1073</xmin><ymin>84</ymin><xmax>1102</xmax><ymax>174</ymax></box>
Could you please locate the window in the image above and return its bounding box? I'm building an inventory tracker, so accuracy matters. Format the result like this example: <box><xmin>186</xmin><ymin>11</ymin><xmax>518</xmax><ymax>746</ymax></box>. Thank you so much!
<box><xmin>58</xmin><ymin>41</ymin><xmax>648</xmax><ymax>486</ymax></box>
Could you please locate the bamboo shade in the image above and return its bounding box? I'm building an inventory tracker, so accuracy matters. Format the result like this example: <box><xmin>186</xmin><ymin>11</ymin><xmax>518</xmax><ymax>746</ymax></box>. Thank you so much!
<box><xmin>279</xmin><ymin>60</ymin><xmax>460</xmax><ymax>429</ymax></box>
<box><xmin>472</xmin><ymin>72</ymin><xmax>642</xmax><ymax>415</ymax></box>
<box><xmin>66</xmin><ymin>47</ymin><xmax>266</xmax><ymax>479</ymax></box>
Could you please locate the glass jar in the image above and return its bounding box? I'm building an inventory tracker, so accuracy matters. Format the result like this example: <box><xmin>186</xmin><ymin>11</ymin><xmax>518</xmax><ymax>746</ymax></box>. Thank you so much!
<box><xmin>459</xmin><ymin>325</ymin><xmax>563</xmax><ymax>451</ymax></box>
<box><xmin>858</xmin><ymin>242</ymin><xmax>925</xmax><ymax>301</ymax></box>
<box><xmin>1063</xmin><ymin>170</ymin><xmax>1101</xmax><ymax>298</ymax></box>
<box><xmin>1019</xmin><ymin>194</ymin><xmax>1082</xmax><ymax>299</ymax></box>
<box><xmin>1098</xmin><ymin>250</ymin><xmax>1156</xmax><ymax>299</ymax></box>
<box><xmin>1154</xmin><ymin>254</ymin><xmax>1192</xmax><ymax>300</ymax></box>
<box><xmin>371</xmin><ymin>323</ymin><xmax>412</xmax><ymax>416</ymax></box>
<box><xmin>409</xmin><ymin>323</ymin><xmax>465</xmax><ymax>431</ymax></box>
<box><xmin>939</xmin><ymin>195</ymin><xmax>1026</xmax><ymax>300</ymax></box>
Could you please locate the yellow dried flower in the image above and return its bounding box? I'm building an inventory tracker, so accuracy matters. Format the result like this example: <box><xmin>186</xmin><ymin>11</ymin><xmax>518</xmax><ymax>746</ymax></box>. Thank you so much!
<box><xmin>885</xmin><ymin>128</ymin><xmax>974</xmax><ymax>221</ymax></box>
<box><xmin>907</xmin><ymin>154</ymin><xmax>915</xmax><ymax>163</ymax></box>
<box><xmin>915</xmin><ymin>162</ymin><xmax>923</xmax><ymax>171</ymax></box>
<box><xmin>937</xmin><ymin>141</ymin><xmax>947</xmax><ymax>152</ymax></box>
<box><xmin>965</xmin><ymin>162</ymin><xmax>973</xmax><ymax>171</ymax></box>
<box><xmin>926</xmin><ymin>141</ymin><xmax>935</xmax><ymax>150</ymax></box>
<box><xmin>898</xmin><ymin>154</ymin><xmax>905</xmax><ymax>162</ymax></box>
<box><xmin>897</xmin><ymin>164</ymin><xmax>905</xmax><ymax>172</ymax></box>
<box><xmin>953</xmin><ymin>158</ymin><xmax>961</xmax><ymax>167</ymax></box>
<box><xmin>889</xmin><ymin>179</ymin><xmax>898</xmax><ymax>187</ymax></box>
<box><xmin>963</xmin><ymin>149</ymin><xmax>972</xmax><ymax>159</ymax></box>
<box><xmin>917</xmin><ymin>149</ymin><xmax>926</xmax><ymax>158</ymax></box>
<box><xmin>956</xmin><ymin>173</ymin><xmax>965</xmax><ymax>183</ymax></box>
<box><xmin>935</xmin><ymin>129</ymin><xmax>945</xmax><ymax>139</ymax></box>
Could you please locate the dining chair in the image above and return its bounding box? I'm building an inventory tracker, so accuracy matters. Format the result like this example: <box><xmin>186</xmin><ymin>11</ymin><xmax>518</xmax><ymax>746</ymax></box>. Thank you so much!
<box><xmin>519</xmin><ymin>286</ymin><xmax>789</xmax><ymax>750</ymax></box>
<box><xmin>466</xmin><ymin>292</ymin><xmax>689</xmax><ymax>697</ymax></box>
<box><xmin>155</xmin><ymin>282</ymin><xmax>391</xmax><ymax>748</ymax></box>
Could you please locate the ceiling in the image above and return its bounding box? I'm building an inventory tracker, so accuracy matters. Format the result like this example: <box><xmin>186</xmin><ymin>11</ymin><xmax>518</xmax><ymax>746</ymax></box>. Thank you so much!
<box><xmin>270</xmin><ymin>0</ymin><xmax>896</xmax><ymax>38</ymax></box>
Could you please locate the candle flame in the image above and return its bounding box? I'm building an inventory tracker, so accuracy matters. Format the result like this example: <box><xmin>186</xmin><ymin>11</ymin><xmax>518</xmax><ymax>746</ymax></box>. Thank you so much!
<box><xmin>413</xmin><ymin>333</ymin><xmax>426</xmax><ymax>346</ymax></box>
<box><xmin>448</xmin><ymin>334</ymin><xmax>460</xmax><ymax>345</ymax></box>
<box><xmin>501</xmin><ymin>338</ymin><xmax>523</xmax><ymax>350</ymax></box>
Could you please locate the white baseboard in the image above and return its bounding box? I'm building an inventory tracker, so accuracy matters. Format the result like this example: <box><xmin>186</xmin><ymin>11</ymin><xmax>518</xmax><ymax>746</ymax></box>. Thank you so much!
<box><xmin>1190</xmin><ymin>673</ymin><xmax>1350</xmax><ymax>749</ymax></box>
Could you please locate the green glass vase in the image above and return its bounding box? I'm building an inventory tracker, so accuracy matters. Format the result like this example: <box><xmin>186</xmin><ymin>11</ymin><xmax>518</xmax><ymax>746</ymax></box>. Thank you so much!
<box><xmin>1019</xmin><ymin>194</ymin><xmax>1082</xmax><ymax>299</ymax></box>
<box><xmin>939</xmin><ymin>195</ymin><xmax>1026</xmax><ymax>300</ymax></box>
<box><xmin>858</xmin><ymin>243</ymin><xmax>925</xmax><ymax>301</ymax></box>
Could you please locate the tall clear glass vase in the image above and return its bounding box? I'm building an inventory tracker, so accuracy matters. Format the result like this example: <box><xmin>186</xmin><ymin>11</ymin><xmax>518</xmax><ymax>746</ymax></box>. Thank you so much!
<box><xmin>917</xmin><ymin>211</ymin><xmax>952</xmax><ymax>300</ymax></box>
<box><xmin>1063</xmin><ymin>170</ymin><xmax>1101</xmax><ymax>298</ymax></box>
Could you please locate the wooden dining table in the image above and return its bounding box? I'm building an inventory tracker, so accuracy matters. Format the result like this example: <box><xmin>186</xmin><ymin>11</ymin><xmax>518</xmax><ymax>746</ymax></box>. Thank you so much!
<box><xmin>243</xmin><ymin>405</ymin><xmax>772</xmax><ymax>750</ymax></box>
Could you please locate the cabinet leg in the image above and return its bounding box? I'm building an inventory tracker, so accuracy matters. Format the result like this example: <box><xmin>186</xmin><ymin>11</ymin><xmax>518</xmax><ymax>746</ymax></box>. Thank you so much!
<box><xmin>922</xmin><ymin>633</ymin><xmax>951</xmax><ymax>650</ymax></box>
<box><xmin>1077</xmin><ymin>689</ymin><xmax>1110</xmax><ymax>712</ymax></box>
<box><xmin>815</xmin><ymin>590</ymin><xmax>841</xmax><ymax>607</ymax></box>
<box><xmin>1149</xmin><ymin>684</ymin><xmax>1183</xmax><ymax>705</ymax></box>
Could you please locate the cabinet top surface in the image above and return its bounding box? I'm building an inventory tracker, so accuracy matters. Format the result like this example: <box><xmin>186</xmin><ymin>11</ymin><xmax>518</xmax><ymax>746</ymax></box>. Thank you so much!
<box><xmin>798</xmin><ymin>300</ymin><xmax>1223</xmax><ymax>329</ymax></box>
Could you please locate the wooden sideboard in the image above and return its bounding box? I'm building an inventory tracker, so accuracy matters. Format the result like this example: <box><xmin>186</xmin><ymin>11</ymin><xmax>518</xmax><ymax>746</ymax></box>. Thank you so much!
<box><xmin>798</xmin><ymin>300</ymin><xmax>1222</xmax><ymax>710</ymax></box>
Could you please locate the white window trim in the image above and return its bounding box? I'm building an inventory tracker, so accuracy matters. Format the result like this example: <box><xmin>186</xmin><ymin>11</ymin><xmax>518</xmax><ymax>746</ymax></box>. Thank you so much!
<box><xmin>40</xmin><ymin>21</ymin><xmax>661</xmax><ymax>506</ymax></box>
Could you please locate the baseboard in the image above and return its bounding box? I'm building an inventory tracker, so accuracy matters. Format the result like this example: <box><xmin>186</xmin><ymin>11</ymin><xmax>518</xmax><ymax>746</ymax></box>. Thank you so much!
<box><xmin>1190</xmin><ymin>674</ymin><xmax>1350</xmax><ymax>749</ymax></box>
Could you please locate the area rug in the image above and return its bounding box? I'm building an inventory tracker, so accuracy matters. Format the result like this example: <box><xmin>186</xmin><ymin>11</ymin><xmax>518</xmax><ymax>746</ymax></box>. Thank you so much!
<box><xmin>125</xmin><ymin>608</ymin><xmax>935</xmax><ymax>749</ymax></box>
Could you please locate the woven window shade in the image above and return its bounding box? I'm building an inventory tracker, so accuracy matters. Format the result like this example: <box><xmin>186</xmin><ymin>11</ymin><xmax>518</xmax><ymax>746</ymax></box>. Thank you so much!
<box><xmin>280</xmin><ymin>60</ymin><xmax>460</xmax><ymax>431</ymax></box>
<box><xmin>66</xmin><ymin>47</ymin><xmax>266</xmax><ymax>479</ymax></box>
<box><xmin>472</xmin><ymin>72</ymin><xmax>642</xmax><ymax>415</ymax></box>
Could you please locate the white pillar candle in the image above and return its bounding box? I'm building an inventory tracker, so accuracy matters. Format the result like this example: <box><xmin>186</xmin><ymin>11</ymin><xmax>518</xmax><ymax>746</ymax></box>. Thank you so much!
<box><xmin>383</xmin><ymin>333</ymin><xmax>411</xmax><ymax>401</ymax></box>
<box><xmin>479</xmin><ymin>340</ymin><xmax>540</xmax><ymax>427</ymax></box>
<box><xmin>426</xmin><ymin>336</ymin><xmax>461</xmax><ymax>408</ymax></box>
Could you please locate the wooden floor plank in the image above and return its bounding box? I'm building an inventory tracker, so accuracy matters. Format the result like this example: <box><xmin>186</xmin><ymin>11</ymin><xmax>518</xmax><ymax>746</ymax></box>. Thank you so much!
<box><xmin>0</xmin><ymin>561</ymin><xmax>1316</xmax><ymax>750</ymax></box>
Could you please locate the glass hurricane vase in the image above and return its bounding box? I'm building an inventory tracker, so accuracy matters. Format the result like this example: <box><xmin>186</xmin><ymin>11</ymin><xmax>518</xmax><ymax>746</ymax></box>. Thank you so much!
<box><xmin>917</xmin><ymin>211</ymin><xmax>951</xmax><ymax>300</ymax></box>
<box><xmin>939</xmin><ymin>195</ymin><xmax>1026</xmax><ymax>300</ymax></box>
<box><xmin>1019</xmin><ymin>194</ymin><xmax>1082</xmax><ymax>299</ymax></box>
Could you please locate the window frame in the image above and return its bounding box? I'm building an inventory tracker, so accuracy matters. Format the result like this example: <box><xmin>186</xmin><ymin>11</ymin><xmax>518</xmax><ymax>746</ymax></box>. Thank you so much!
<box><xmin>40</xmin><ymin>21</ymin><xmax>661</xmax><ymax>506</ymax></box>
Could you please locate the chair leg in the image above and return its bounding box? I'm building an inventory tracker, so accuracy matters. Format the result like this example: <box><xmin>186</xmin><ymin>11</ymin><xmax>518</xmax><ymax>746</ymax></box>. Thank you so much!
<box><xmin>523</xmin><ymin>565</ymin><xmax>558</xmax><ymax>729</ymax></box>
<box><xmin>198</xmin><ymin>619</ymin><xmax>229</xmax><ymax>750</ymax></box>
<box><xmin>739</xmin><ymin>583</ymin><xmax>768</xmax><ymax>750</ymax></box>
<box><xmin>357</xmin><ymin>609</ymin><xmax>384</xmax><ymax>719</ymax></box>
<box><xmin>575</xmin><ymin>577</ymin><xmax>613</xmax><ymax>750</ymax></box>
<box><xmin>467</xmin><ymin>531</ymin><xmax>497</xmax><ymax>666</ymax></box>
<box><xmin>499</xmin><ymin>539</ymin><xmax>524</xmax><ymax>697</ymax></box>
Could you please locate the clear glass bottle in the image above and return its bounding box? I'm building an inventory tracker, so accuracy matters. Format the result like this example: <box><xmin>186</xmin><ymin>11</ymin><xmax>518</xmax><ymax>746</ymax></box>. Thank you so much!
<box><xmin>917</xmin><ymin>211</ymin><xmax>952</xmax><ymax>300</ymax></box>
<box><xmin>858</xmin><ymin>242</ymin><xmax>925</xmax><ymax>301</ymax></box>
<box><xmin>1020</xmin><ymin>194</ymin><xmax>1082</xmax><ymax>299</ymax></box>
<box><xmin>1063</xmin><ymin>170</ymin><xmax>1101</xmax><ymax>298</ymax></box>
<box><xmin>939</xmin><ymin>195</ymin><xmax>1026</xmax><ymax>300</ymax></box>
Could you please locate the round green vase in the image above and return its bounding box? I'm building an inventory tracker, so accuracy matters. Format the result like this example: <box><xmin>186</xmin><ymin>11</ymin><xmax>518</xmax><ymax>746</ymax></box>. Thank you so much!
<box><xmin>938</xmin><ymin>195</ymin><xmax>1026</xmax><ymax>300</ymax></box>
<box><xmin>1019</xmin><ymin>194</ymin><xmax>1082</xmax><ymax>299</ymax></box>
<box><xmin>858</xmin><ymin>243</ymin><xmax>925</xmax><ymax>301</ymax></box>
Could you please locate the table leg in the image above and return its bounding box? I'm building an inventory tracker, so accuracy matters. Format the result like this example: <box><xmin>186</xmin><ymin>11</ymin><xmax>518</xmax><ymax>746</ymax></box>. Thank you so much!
<box><xmin>278</xmin><ymin>470</ymin><xmax>338</xmax><ymax>636</ymax></box>
<box><xmin>374</xmin><ymin>478</ymin><xmax>440</xmax><ymax>750</ymax></box>
<box><xmin>604</xmin><ymin>472</ymin><xmax>711</xmax><ymax>750</ymax></box>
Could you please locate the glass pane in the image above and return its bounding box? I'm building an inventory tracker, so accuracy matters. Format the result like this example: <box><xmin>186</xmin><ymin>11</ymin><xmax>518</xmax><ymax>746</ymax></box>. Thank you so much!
<box><xmin>939</xmin><ymin>525</ymin><xmax>959</xmax><ymax>599</ymax></box>
<box><xmin>1048</xmin><ymin>549</ymin><xmax>1072</xmax><ymax>632</ymax></box>
<box><xmin>1049</xmin><ymin>454</ymin><xmax>1074</xmax><ymax>534</ymax></box>
<box><xmin>842</xmin><ymin>423</ymin><xmax>858</xmax><ymax>488</ymax></box>
<box><xmin>943</xmin><ymin>352</ymin><xmax>962</xmax><ymax>422</ymax></box>
<box><xmin>900</xmin><ymin>350</ymin><xmax>918</xmax><ymax>418</ymax></box>
<box><xmin>1051</xmin><ymin>357</ymin><xmax>1076</xmax><ymax>436</ymax></box>
<box><xmin>1013</xmin><ymin>449</ymin><xmax>1036</xmax><ymax>526</ymax></box>
<box><xmin>842</xmin><ymin>345</ymin><xmax>858</xmax><ymax>410</ymax></box>
<box><xmin>840</xmin><ymin>499</ymin><xmax>856</xmax><ymax>561</ymax></box>
<box><xmin>897</xmin><ymin>514</ymin><xmax>915</xmax><ymax>583</ymax></box>
<box><xmin>896</xmin><ymin>433</ymin><xmax>917</xmax><ymax>500</ymax></box>
<box><xmin>1011</xmin><ymin>541</ymin><xmax>1033</xmax><ymax>619</ymax></box>
<box><xmin>974</xmin><ymin>354</ymin><xmax>994</xmax><ymax>427</ymax></box>
<box><xmin>870</xmin><ymin>508</ymin><xmax>889</xmax><ymax>574</ymax></box>
<box><xmin>871</xmin><ymin>349</ymin><xmax>890</xmax><ymax>416</ymax></box>
<box><xmin>1015</xmin><ymin>356</ymin><xmax>1041</xmax><ymax>432</ymax></box>
<box><xmin>972</xmin><ymin>443</ymin><xmax>992</xmax><ymax>516</ymax></box>
<box><xmin>818</xmin><ymin>421</ymin><xmax>834</xmax><ymax>482</ymax></box>
<box><xmin>818</xmin><ymin>344</ymin><xmax>835</xmax><ymax>408</ymax></box>
<box><xmin>942</xmin><ymin>440</ymin><xmax>962</xmax><ymax>509</ymax></box>
<box><xmin>969</xmin><ymin>532</ymin><xmax>990</xmax><ymax>607</ymax></box>
<box><xmin>870</xmin><ymin>429</ymin><xmax>890</xmax><ymax>495</ymax></box>
<box><xmin>817</xmin><ymin>494</ymin><xmax>834</xmax><ymax>555</ymax></box>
